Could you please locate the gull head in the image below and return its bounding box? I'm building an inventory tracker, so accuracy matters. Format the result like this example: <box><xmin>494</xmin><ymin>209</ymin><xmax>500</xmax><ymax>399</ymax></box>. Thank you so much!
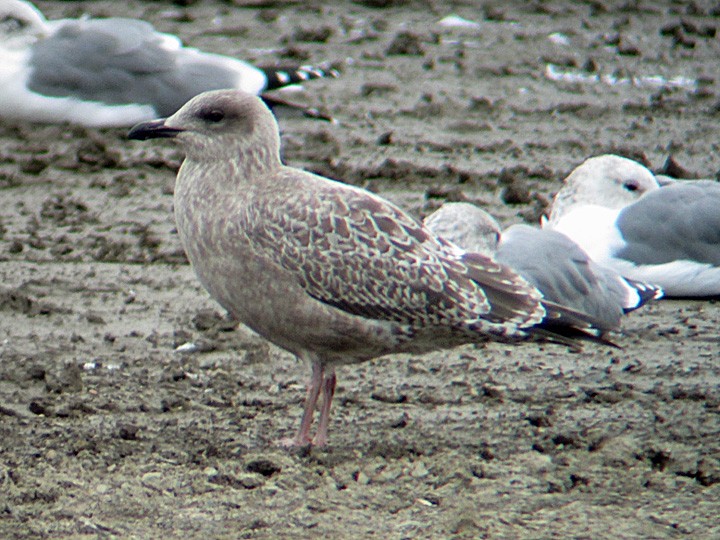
<box><xmin>423</xmin><ymin>202</ymin><xmax>501</xmax><ymax>256</ymax></box>
<box><xmin>0</xmin><ymin>0</ymin><xmax>49</xmax><ymax>48</ymax></box>
<box><xmin>547</xmin><ymin>154</ymin><xmax>660</xmax><ymax>224</ymax></box>
<box><xmin>128</xmin><ymin>90</ymin><xmax>282</xmax><ymax>166</ymax></box>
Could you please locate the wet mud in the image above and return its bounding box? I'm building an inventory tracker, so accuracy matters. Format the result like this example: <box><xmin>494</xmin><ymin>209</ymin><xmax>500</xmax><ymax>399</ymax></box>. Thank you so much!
<box><xmin>1</xmin><ymin>1</ymin><xmax>719</xmax><ymax>538</ymax></box>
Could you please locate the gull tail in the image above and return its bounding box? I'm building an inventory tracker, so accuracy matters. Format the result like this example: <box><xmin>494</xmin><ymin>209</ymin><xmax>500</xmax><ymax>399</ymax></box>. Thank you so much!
<box><xmin>459</xmin><ymin>251</ymin><xmax>615</xmax><ymax>349</ymax></box>
<box><xmin>260</xmin><ymin>65</ymin><xmax>340</xmax><ymax>91</ymax></box>
<box><xmin>535</xmin><ymin>300</ymin><xmax>621</xmax><ymax>350</ymax></box>
<box><xmin>622</xmin><ymin>278</ymin><xmax>664</xmax><ymax>313</ymax></box>
<box><xmin>260</xmin><ymin>95</ymin><xmax>334</xmax><ymax>122</ymax></box>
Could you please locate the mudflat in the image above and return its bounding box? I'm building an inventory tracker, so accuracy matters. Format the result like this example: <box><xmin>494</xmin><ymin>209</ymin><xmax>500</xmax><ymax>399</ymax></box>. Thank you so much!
<box><xmin>1</xmin><ymin>1</ymin><xmax>718</xmax><ymax>538</ymax></box>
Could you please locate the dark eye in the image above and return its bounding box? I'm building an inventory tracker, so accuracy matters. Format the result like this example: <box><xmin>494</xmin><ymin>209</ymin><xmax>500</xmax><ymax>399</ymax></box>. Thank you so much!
<box><xmin>1</xmin><ymin>16</ymin><xmax>27</xmax><ymax>32</ymax></box>
<box><xmin>624</xmin><ymin>181</ymin><xmax>639</xmax><ymax>192</ymax></box>
<box><xmin>198</xmin><ymin>109</ymin><xmax>225</xmax><ymax>123</ymax></box>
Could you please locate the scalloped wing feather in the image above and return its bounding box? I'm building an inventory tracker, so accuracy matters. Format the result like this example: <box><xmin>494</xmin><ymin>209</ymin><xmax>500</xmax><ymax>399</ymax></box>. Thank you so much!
<box><xmin>247</xmin><ymin>173</ymin><xmax>545</xmax><ymax>336</ymax></box>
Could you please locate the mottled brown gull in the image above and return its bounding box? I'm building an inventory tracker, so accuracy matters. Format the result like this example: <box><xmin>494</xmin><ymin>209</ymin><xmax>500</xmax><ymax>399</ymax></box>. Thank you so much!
<box><xmin>129</xmin><ymin>89</ymin><xmax>600</xmax><ymax>447</ymax></box>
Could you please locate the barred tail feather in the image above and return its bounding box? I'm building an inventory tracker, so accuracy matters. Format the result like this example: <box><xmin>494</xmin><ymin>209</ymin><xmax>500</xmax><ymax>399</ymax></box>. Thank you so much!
<box><xmin>260</xmin><ymin>65</ymin><xmax>339</xmax><ymax>91</ymax></box>
<box><xmin>537</xmin><ymin>300</ymin><xmax>620</xmax><ymax>349</ymax></box>
<box><xmin>622</xmin><ymin>278</ymin><xmax>664</xmax><ymax>313</ymax></box>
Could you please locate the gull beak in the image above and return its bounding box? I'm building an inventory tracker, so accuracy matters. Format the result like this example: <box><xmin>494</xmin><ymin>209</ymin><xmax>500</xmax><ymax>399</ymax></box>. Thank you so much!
<box><xmin>127</xmin><ymin>119</ymin><xmax>184</xmax><ymax>140</ymax></box>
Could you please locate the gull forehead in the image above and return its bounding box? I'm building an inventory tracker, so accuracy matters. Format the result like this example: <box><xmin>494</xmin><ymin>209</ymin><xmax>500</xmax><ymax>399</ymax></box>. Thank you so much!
<box><xmin>160</xmin><ymin>91</ymin><xmax>277</xmax><ymax>149</ymax></box>
<box><xmin>567</xmin><ymin>154</ymin><xmax>658</xmax><ymax>192</ymax></box>
<box><xmin>173</xmin><ymin>90</ymin><xmax>263</xmax><ymax>123</ymax></box>
<box><xmin>128</xmin><ymin>89</ymin><xmax>268</xmax><ymax>138</ymax></box>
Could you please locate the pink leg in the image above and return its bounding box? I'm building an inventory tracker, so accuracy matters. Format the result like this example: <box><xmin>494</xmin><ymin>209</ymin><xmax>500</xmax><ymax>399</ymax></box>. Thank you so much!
<box><xmin>313</xmin><ymin>367</ymin><xmax>336</xmax><ymax>447</ymax></box>
<box><xmin>291</xmin><ymin>360</ymin><xmax>323</xmax><ymax>446</ymax></box>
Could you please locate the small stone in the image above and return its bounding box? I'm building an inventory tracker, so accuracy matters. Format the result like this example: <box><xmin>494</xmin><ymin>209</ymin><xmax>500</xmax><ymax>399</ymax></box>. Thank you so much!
<box><xmin>410</xmin><ymin>461</ymin><xmax>429</xmax><ymax>478</ymax></box>
<box><xmin>8</xmin><ymin>240</ymin><xmax>23</xmax><ymax>253</ymax></box>
<box><xmin>376</xmin><ymin>131</ymin><xmax>393</xmax><ymax>145</ymax></box>
<box><xmin>245</xmin><ymin>458</ymin><xmax>281</xmax><ymax>477</ymax></box>
<box><xmin>355</xmin><ymin>471</ymin><xmax>370</xmax><ymax>485</ymax></box>
<box><xmin>45</xmin><ymin>362</ymin><xmax>83</xmax><ymax>393</ymax></box>
<box><xmin>141</xmin><ymin>472</ymin><xmax>164</xmax><ymax>489</ymax></box>
<box><xmin>118</xmin><ymin>423</ymin><xmax>139</xmax><ymax>441</ymax></box>
<box><xmin>386</xmin><ymin>32</ymin><xmax>425</xmax><ymax>55</ymax></box>
<box><xmin>203</xmin><ymin>466</ymin><xmax>219</xmax><ymax>478</ymax></box>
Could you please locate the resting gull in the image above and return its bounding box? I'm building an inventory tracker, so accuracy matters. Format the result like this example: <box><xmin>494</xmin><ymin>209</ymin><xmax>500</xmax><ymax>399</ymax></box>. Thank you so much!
<box><xmin>546</xmin><ymin>155</ymin><xmax>720</xmax><ymax>297</ymax></box>
<box><xmin>0</xmin><ymin>0</ymin><xmax>337</xmax><ymax>127</ymax></box>
<box><xmin>128</xmin><ymin>90</ymin><xmax>605</xmax><ymax>447</ymax></box>
<box><xmin>425</xmin><ymin>202</ymin><xmax>661</xmax><ymax>333</ymax></box>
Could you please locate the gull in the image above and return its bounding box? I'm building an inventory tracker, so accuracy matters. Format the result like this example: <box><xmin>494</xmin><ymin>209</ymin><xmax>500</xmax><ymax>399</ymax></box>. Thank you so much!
<box><xmin>0</xmin><ymin>0</ymin><xmax>337</xmax><ymax>127</ymax></box>
<box><xmin>128</xmin><ymin>89</ymin><xmax>604</xmax><ymax>447</ymax></box>
<box><xmin>425</xmin><ymin>202</ymin><xmax>661</xmax><ymax>333</ymax></box>
<box><xmin>546</xmin><ymin>154</ymin><xmax>720</xmax><ymax>297</ymax></box>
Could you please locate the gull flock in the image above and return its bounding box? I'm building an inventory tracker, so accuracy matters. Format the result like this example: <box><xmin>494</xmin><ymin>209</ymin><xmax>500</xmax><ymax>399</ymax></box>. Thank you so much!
<box><xmin>2</xmin><ymin>0</ymin><xmax>718</xmax><ymax>446</ymax></box>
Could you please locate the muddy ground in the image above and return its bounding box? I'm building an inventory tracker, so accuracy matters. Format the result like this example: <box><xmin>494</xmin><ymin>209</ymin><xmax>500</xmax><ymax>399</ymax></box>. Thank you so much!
<box><xmin>1</xmin><ymin>1</ymin><xmax>719</xmax><ymax>538</ymax></box>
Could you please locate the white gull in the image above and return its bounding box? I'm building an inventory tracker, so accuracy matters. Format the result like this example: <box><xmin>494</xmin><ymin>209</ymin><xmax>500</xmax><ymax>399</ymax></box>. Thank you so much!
<box><xmin>546</xmin><ymin>154</ymin><xmax>720</xmax><ymax>297</ymax></box>
<box><xmin>0</xmin><ymin>0</ymin><xmax>336</xmax><ymax>127</ymax></box>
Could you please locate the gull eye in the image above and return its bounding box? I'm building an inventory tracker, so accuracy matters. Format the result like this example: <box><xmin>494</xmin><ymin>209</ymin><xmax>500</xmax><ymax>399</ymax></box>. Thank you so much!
<box><xmin>198</xmin><ymin>109</ymin><xmax>225</xmax><ymax>123</ymax></box>
<box><xmin>1</xmin><ymin>16</ymin><xmax>27</xmax><ymax>32</ymax></box>
<box><xmin>623</xmin><ymin>180</ymin><xmax>639</xmax><ymax>192</ymax></box>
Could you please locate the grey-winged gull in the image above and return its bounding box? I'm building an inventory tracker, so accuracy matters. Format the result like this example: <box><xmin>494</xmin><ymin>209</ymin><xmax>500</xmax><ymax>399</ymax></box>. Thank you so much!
<box><xmin>546</xmin><ymin>154</ymin><xmax>661</xmax><ymax>224</ymax></box>
<box><xmin>128</xmin><ymin>89</ymin><xmax>606</xmax><ymax>447</ymax></box>
<box><xmin>0</xmin><ymin>0</ymin><xmax>337</xmax><ymax>127</ymax></box>
<box><xmin>425</xmin><ymin>202</ymin><xmax>662</xmax><ymax>333</ymax></box>
<box><xmin>546</xmin><ymin>155</ymin><xmax>720</xmax><ymax>297</ymax></box>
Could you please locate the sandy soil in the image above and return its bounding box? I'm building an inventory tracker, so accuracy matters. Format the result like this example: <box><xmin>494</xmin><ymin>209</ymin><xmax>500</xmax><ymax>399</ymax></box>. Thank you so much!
<box><xmin>1</xmin><ymin>1</ymin><xmax>719</xmax><ymax>538</ymax></box>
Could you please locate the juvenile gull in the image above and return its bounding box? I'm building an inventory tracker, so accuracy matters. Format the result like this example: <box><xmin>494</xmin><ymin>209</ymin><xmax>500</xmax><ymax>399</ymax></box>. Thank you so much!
<box><xmin>0</xmin><ymin>0</ymin><xmax>337</xmax><ymax>127</ymax></box>
<box><xmin>425</xmin><ymin>202</ymin><xmax>661</xmax><ymax>333</ymax></box>
<box><xmin>546</xmin><ymin>155</ymin><xmax>720</xmax><ymax>297</ymax></box>
<box><xmin>129</xmin><ymin>90</ymin><xmax>603</xmax><ymax>447</ymax></box>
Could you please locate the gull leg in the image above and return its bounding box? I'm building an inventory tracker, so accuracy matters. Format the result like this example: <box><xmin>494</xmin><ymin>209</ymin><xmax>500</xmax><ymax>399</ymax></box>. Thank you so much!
<box><xmin>313</xmin><ymin>366</ymin><xmax>336</xmax><ymax>447</ymax></box>
<box><xmin>290</xmin><ymin>360</ymin><xmax>323</xmax><ymax>446</ymax></box>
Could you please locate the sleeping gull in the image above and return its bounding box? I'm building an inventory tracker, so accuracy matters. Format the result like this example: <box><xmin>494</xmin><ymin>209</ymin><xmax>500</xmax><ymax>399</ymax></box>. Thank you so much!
<box><xmin>546</xmin><ymin>155</ymin><xmax>720</xmax><ymax>297</ymax></box>
<box><xmin>128</xmin><ymin>89</ymin><xmax>605</xmax><ymax>447</ymax></box>
<box><xmin>0</xmin><ymin>0</ymin><xmax>337</xmax><ymax>127</ymax></box>
<box><xmin>425</xmin><ymin>202</ymin><xmax>661</xmax><ymax>333</ymax></box>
